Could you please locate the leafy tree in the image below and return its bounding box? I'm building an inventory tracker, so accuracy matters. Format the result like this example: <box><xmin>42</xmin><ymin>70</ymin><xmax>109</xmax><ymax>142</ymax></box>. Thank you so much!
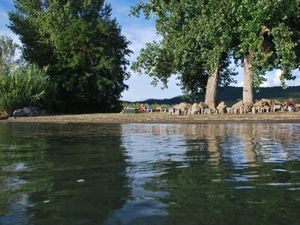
<box><xmin>132</xmin><ymin>0</ymin><xmax>300</xmax><ymax>104</ymax></box>
<box><xmin>131</xmin><ymin>0</ymin><xmax>237</xmax><ymax>105</ymax></box>
<box><xmin>9</xmin><ymin>0</ymin><xmax>131</xmax><ymax>113</ymax></box>
<box><xmin>232</xmin><ymin>0</ymin><xmax>300</xmax><ymax>104</ymax></box>
<box><xmin>0</xmin><ymin>35</ymin><xmax>19</xmax><ymax>76</ymax></box>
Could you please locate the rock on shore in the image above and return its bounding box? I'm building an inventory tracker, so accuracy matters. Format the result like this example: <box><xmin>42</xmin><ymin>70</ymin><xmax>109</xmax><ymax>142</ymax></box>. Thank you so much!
<box><xmin>13</xmin><ymin>106</ymin><xmax>47</xmax><ymax>117</ymax></box>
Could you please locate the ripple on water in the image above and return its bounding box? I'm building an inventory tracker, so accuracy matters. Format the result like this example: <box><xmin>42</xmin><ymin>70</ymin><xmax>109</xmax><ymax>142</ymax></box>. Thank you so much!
<box><xmin>1</xmin><ymin>123</ymin><xmax>300</xmax><ymax>225</ymax></box>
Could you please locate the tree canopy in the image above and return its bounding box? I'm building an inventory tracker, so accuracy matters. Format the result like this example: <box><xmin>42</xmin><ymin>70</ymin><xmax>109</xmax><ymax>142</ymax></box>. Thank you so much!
<box><xmin>0</xmin><ymin>35</ymin><xmax>19</xmax><ymax>76</ymax></box>
<box><xmin>131</xmin><ymin>0</ymin><xmax>237</xmax><ymax>100</ymax></box>
<box><xmin>132</xmin><ymin>0</ymin><xmax>300</xmax><ymax>103</ymax></box>
<box><xmin>231</xmin><ymin>0</ymin><xmax>300</xmax><ymax>103</ymax></box>
<box><xmin>233</xmin><ymin>0</ymin><xmax>300</xmax><ymax>80</ymax></box>
<box><xmin>9</xmin><ymin>0</ymin><xmax>131</xmax><ymax>113</ymax></box>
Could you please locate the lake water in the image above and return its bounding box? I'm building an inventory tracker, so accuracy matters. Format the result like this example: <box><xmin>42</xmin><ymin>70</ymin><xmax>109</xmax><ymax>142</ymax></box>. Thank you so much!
<box><xmin>0</xmin><ymin>123</ymin><xmax>300</xmax><ymax>225</ymax></box>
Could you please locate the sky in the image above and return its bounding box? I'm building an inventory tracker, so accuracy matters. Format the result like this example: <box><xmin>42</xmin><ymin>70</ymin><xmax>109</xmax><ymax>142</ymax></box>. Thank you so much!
<box><xmin>0</xmin><ymin>0</ymin><xmax>300</xmax><ymax>101</ymax></box>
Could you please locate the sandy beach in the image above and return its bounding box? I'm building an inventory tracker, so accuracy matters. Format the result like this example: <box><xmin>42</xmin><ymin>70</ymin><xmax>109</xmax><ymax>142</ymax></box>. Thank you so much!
<box><xmin>1</xmin><ymin>112</ymin><xmax>300</xmax><ymax>124</ymax></box>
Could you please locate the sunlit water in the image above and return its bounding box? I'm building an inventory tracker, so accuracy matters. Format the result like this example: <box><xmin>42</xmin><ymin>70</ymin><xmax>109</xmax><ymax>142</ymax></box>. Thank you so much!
<box><xmin>0</xmin><ymin>123</ymin><xmax>300</xmax><ymax>225</ymax></box>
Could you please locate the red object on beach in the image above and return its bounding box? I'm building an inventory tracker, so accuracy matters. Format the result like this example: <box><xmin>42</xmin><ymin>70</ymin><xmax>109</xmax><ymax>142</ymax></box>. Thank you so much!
<box><xmin>286</xmin><ymin>100</ymin><xmax>295</xmax><ymax>106</ymax></box>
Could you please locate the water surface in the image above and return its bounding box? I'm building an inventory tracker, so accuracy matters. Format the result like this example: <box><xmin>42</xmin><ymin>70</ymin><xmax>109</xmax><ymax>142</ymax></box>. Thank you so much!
<box><xmin>0</xmin><ymin>123</ymin><xmax>300</xmax><ymax>225</ymax></box>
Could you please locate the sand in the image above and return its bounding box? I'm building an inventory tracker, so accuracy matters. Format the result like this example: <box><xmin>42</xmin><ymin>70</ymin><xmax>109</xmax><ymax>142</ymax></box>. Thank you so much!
<box><xmin>1</xmin><ymin>112</ymin><xmax>300</xmax><ymax>124</ymax></box>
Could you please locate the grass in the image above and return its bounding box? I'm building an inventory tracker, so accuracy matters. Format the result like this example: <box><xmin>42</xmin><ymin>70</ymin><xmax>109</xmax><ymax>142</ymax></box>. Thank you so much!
<box><xmin>0</xmin><ymin>65</ymin><xmax>50</xmax><ymax>115</ymax></box>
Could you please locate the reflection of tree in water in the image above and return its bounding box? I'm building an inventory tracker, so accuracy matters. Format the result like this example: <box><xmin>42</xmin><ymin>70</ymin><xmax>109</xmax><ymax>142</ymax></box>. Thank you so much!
<box><xmin>176</xmin><ymin>123</ymin><xmax>300</xmax><ymax>166</ymax></box>
<box><xmin>143</xmin><ymin>123</ymin><xmax>300</xmax><ymax>225</ymax></box>
<box><xmin>0</xmin><ymin>123</ymin><xmax>50</xmax><ymax>222</ymax></box>
<box><xmin>0</xmin><ymin>124</ymin><xmax>129</xmax><ymax>225</ymax></box>
<box><xmin>161</xmin><ymin>163</ymin><xmax>300</xmax><ymax>225</ymax></box>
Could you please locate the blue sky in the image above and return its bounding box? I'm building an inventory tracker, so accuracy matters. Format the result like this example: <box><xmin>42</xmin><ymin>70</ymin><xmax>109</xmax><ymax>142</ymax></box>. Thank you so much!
<box><xmin>0</xmin><ymin>0</ymin><xmax>299</xmax><ymax>101</ymax></box>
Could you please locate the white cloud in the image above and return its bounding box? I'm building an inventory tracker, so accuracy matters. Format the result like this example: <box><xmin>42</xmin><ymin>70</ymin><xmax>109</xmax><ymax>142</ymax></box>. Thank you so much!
<box><xmin>234</xmin><ymin>68</ymin><xmax>300</xmax><ymax>88</ymax></box>
<box><xmin>108</xmin><ymin>0</ymin><xmax>161</xmax><ymax>60</ymax></box>
<box><xmin>0</xmin><ymin>9</ymin><xmax>21</xmax><ymax>45</ymax></box>
<box><xmin>121</xmin><ymin>72</ymin><xmax>181</xmax><ymax>102</ymax></box>
<box><xmin>0</xmin><ymin>11</ymin><xmax>7</xmax><ymax>19</ymax></box>
<box><xmin>261</xmin><ymin>69</ymin><xmax>282</xmax><ymax>87</ymax></box>
<box><xmin>238</xmin><ymin>80</ymin><xmax>244</xmax><ymax>87</ymax></box>
<box><xmin>261</xmin><ymin>69</ymin><xmax>300</xmax><ymax>87</ymax></box>
<box><xmin>122</xmin><ymin>25</ymin><xmax>160</xmax><ymax>60</ymax></box>
<box><xmin>113</xmin><ymin>7</ymin><xmax>170</xmax><ymax>101</ymax></box>
<box><xmin>0</xmin><ymin>24</ymin><xmax>21</xmax><ymax>46</ymax></box>
<box><xmin>285</xmin><ymin>70</ymin><xmax>300</xmax><ymax>86</ymax></box>
<box><xmin>119</xmin><ymin>24</ymin><xmax>177</xmax><ymax>101</ymax></box>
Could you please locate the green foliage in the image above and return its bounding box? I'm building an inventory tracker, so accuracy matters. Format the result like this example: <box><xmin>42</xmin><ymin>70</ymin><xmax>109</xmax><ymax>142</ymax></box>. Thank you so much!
<box><xmin>150</xmin><ymin>103</ymin><xmax>169</xmax><ymax>110</ymax></box>
<box><xmin>0</xmin><ymin>65</ymin><xmax>50</xmax><ymax>115</ymax></box>
<box><xmin>9</xmin><ymin>0</ymin><xmax>131</xmax><ymax>113</ymax></box>
<box><xmin>232</xmin><ymin>0</ymin><xmax>300</xmax><ymax>86</ymax></box>
<box><xmin>121</xmin><ymin>102</ymin><xmax>170</xmax><ymax>110</ymax></box>
<box><xmin>0</xmin><ymin>35</ymin><xmax>19</xmax><ymax>76</ymax></box>
<box><xmin>121</xmin><ymin>102</ymin><xmax>141</xmax><ymax>109</ymax></box>
<box><xmin>131</xmin><ymin>0</ymin><xmax>237</xmax><ymax>99</ymax></box>
<box><xmin>132</xmin><ymin>0</ymin><xmax>300</xmax><ymax>94</ymax></box>
<box><xmin>132</xmin><ymin>42</ymin><xmax>175</xmax><ymax>88</ymax></box>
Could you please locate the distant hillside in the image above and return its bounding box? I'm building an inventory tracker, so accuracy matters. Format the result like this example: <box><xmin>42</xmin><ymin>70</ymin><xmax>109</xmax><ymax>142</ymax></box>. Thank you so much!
<box><xmin>124</xmin><ymin>86</ymin><xmax>300</xmax><ymax>105</ymax></box>
<box><xmin>219</xmin><ymin>86</ymin><xmax>300</xmax><ymax>104</ymax></box>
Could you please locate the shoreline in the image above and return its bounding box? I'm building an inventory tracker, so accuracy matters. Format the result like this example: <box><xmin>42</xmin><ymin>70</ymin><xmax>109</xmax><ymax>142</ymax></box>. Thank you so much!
<box><xmin>1</xmin><ymin>112</ymin><xmax>300</xmax><ymax>124</ymax></box>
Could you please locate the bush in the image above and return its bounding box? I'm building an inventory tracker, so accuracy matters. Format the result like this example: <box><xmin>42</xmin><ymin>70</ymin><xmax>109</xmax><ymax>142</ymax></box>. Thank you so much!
<box><xmin>0</xmin><ymin>65</ymin><xmax>51</xmax><ymax>115</ymax></box>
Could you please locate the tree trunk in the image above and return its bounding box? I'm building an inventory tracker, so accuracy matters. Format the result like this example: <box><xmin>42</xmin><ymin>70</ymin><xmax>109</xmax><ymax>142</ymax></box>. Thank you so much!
<box><xmin>205</xmin><ymin>66</ymin><xmax>220</xmax><ymax>107</ymax></box>
<box><xmin>243</xmin><ymin>53</ymin><xmax>254</xmax><ymax>104</ymax></box>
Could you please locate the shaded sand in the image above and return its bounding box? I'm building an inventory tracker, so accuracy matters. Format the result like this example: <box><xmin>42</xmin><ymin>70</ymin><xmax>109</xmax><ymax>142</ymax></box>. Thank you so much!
<box><xmin>1</xmin><ymin>112</ymin><xmax>300</xmax><ymax>124</ymax></box>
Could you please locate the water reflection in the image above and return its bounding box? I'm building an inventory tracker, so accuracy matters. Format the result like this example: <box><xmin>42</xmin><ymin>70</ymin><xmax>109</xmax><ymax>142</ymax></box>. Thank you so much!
<box><xmin>0</xmin><ymin>123</ymin><xmax>300</xmax><ymax>225</ymax></box>
<box><xmin>0</xmin><ymin>124</ymin><xmax>129</xmax><ymax>225</ymax></box>
<box><xmin>118</xmin><ymin>123</ymin><xmax>300</xmax><ymax>225</ymax></box>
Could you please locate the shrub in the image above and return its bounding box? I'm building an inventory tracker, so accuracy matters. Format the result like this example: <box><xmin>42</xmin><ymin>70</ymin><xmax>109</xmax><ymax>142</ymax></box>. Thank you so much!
<box><xmin>0</xmin><ymin>64</ymin><xmax>51</xmax><ymax>115</ymax></box>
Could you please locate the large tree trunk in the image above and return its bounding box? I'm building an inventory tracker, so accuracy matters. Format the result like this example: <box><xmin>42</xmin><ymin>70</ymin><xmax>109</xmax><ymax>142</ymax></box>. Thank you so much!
<box><xmin>205</xmin><ymin>66</ymin><xmax>220</xmax><ymax>107</ymax></box>
<box><xmin>243</xmin><ymin>53</ymin><xmax>254</xmax><ymax>104</ymax></box>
